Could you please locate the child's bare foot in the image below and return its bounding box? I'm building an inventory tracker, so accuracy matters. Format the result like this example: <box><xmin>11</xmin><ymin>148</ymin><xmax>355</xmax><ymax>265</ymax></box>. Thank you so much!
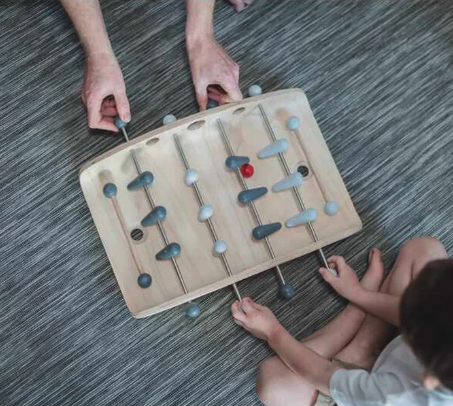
<box><xmin>360</xmin><ymin>248</ymin><xmax>385</xmax><ymax>292</ymax></box>
<box><xmin>228</xmin><ymin>0</ymin><xmax>254</xmax><ymax>13</ymax></box>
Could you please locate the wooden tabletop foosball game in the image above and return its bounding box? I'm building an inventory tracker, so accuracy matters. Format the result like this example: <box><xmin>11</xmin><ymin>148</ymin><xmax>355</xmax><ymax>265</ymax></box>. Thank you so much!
<box><xmin>79</xmin><ymin>88</ymin><xmax>362</xmax><ymax>318</ymax></box>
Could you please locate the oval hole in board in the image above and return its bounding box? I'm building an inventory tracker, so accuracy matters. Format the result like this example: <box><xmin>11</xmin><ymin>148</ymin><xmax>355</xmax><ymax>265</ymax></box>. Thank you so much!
<box><xmin>187</xmin><ymin>120</ymin><xmax>206</xmax><ymax>131</ymax></box>
<box><xmin>296</xmin><ymin>161</ymin><xmax>313</xmax><ymax>180</ymax></box>
<box><xmin>233</xmin><ymin>107</ymin><xmax>246</xmax><ymax>115</ymax></box>
<box><xmin>146</xmin><ymin>138</ymin><xmax>160</xmax><ymax>146</ymax></box>
<box><xmin>130</xmin><ymin>228</ymin><xmax>144</xmax><ymax>241</ymax></box>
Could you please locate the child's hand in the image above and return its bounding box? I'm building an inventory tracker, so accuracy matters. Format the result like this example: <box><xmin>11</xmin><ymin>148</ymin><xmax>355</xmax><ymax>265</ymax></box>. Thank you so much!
<box><xmin>319</xmin><ymin>256</ymin><xmax>362</xmax><ymax>300</ymax></box>
<box><xmin>231</xmin><ymin>298</ymin><xmax>282</xmax><ymax>342</ymax></box>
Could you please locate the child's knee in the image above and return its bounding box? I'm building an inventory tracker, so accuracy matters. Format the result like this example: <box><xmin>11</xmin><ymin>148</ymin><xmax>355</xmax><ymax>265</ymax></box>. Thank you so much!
<box><xmin>402</xmin><ymin>236</ymin><xmax>447</xmax><ymax>261</ymax></box>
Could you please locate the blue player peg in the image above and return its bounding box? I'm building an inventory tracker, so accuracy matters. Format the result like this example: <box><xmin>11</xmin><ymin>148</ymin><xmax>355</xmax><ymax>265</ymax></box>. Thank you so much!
<box><xmin>238</xmin><ymin>187</ymin><xmax>268</xmax><ymax>204</ymax></box>
<box><xmin>257</xmin><ymin>138</ymin><xmax>289</xmax><ymax>159</ymax></box>
<box><xmin>103</xmin><ymin>183</ymin><xmax>117</xmax><ymax>199</ymax></box>
<box><xmin>137</xmin><ymin>273</ymin><xmax>152</xmax><ymax>288</ymax></box>
<box><xmin>324</xmin><ymin>201</ymin><xmax>339</xmax><ymax>216</ymax></box>
<box><xmin>225</xmin><ymin>155</ymin><xmax>250</xmax><ymax>170</ymax></box>
<box><xmin>272</xmin><ymin>172</ymin><xmax>303</xmax><ymax>193</ymax></box>
<box><xmin>155</xmin><ymin>242</ymin><xmax>181</xmax><ymax>261</ymax></box>
<box><xmin>115</xmin><ymin>116</ymin><xmax>127</xmax><ymax>130</ymax></box>
<box><xmin>127</xmin><ymin>171</ymin><xmax>154</xmax><ymax>191</ymax></box>
<box><xmin>141</xmin><ymin>206</ymin><xmax>167</xmax><ymax>227</ymax></box>
<box><xmin>185</xmin><ymin>302</ymin><xmax>200</xmax><ymax>318</ymax></box>
<box><xmin>286</xmin><ymin>208</ymin><xmax>318</xmax><ymax>228</ymax></box>
<box><xmin>286</xmin><ymin>116</ymin><xmax>301</xmax><ymax>131</ymax></box>
<box><xmin>280</xmin><ymin>283</ymin><xmax>295</xmax><ymax>299</ymax></box>
<box><xmin>252</xmin><ymin>222</ymin><xmax>282</xmax><ymax>240</ymax></box>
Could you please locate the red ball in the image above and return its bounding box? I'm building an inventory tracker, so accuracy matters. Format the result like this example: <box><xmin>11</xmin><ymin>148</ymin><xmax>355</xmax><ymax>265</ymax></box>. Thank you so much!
<box><xmin>240</xmin><ymin>163</ymin><xmax>254</xmax><ymax>178</ymax></box>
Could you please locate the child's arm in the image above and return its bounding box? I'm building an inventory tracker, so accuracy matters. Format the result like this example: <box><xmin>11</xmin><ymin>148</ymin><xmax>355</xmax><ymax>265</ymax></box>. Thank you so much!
<box><xmin>320</xmin><ymin>256</ymin><xmax>400</xmax><ymax>326</ymax></box>
<box><xmin>231</xmin><ymin>299</ymin><xmax>340</xmax><ymax>395</ymax></box>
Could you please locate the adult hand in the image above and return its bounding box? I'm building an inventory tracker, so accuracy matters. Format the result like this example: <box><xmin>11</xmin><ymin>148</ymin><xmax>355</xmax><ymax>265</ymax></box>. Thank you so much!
<box><xmin>231</xmin><ymin>297</ymin><xmax>282</xmax><ymax>342</ymax></box>
<box><xmin>187</xmin><ymin>35</ymin><xmax>242</xmax><ymax>110</ymax></box>
<box><xmin>82</xmin><ymin>53</ymin><xmax>130</xmax><ymax>132</ymax></box>
<box><xmin>228</xmin><ymin>0</ymin><xmax>255</xmax><ymax>13</ymax></box>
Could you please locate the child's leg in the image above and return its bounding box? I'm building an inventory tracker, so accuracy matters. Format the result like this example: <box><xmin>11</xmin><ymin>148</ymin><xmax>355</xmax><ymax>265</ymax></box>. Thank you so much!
<box><xmin>256</xmin><ymin>251</ymin><xmax>385</xmax><ymax>406</ymax></box>
<box><xmin>334</xmin><ymin>237</ymin><xmax>447</xmax><ymax>370</ymax></box>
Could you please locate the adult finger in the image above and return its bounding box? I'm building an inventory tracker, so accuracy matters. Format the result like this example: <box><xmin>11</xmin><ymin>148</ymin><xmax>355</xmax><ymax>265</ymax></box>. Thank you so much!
<box><xmin>114</xmin><ymin>90</ymin><xmax>131</xmax><ymax>123</ymax></box>
<box><xmin>101</xmin><ymin>106</ymin><xmax>117</xmax><ymax>117</ymax></box>
<box><xmin>196</xmin><ymin>86</ymin><xmax>208</xmax><ymax>111</ymax></box>
<box><xmin>217</xmin><ymin>79</ymin><xmax>243</xmax><ymax>104</ymax></box>
<box><xmin>98</xmin><ymin>116</ymin><xmax>119</xmax><ymax>132</ymax></box>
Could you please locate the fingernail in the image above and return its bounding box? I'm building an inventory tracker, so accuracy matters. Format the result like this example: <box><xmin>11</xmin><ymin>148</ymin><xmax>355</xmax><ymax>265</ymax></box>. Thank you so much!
<box><xmin>124</xmin><ymin>113</ymin><xmax>131</xmax><ymax>122</ymax></box>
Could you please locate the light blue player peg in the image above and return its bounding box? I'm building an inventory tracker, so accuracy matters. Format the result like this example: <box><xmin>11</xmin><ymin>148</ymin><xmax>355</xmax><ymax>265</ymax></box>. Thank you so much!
<box><xmin>141</xmin><ymin>206</ymin><xmax>167</xmax><ymax>227</ymax></box>
<box><xmin>225</xmin><ymin>155</ymin><xmax>250</xmax><ymax>171</ymax></box>
<box><xmin>252</xmin><ymin>222</ymin><xmax>282</xmax><ymax>240</ymax></box>
<box><xmin>103</xmin><ymin>183</ymin><xmax>117</xmax><ymax>199</ymax></box>
<box><xmin>286</xmin><ymin>116</ymin><xmax>301</xmax><ymax>131</ymax></box>
<box><xmin>185</xmin><ymin>302</ymin><xmax>200</xmax><ymax>318</ymax></box>
<box><xmin>324</xmin><ymin>201</ymin><xmax>339</xmax><ymax>216</ymax></box>
<box><xmin>127</xmin><ymin>171</ymin><xmax>154</xmax><ymax>191</ymax></box>
<box><xmin>213</xmin><ymin>240</ymin><xmax>228</xmax><ymax>254</ymax></box>
<box><xmin>137</xmin><ymin>273</ymin><xmax>152</xmax><ymax>288</ymax></box>
<box><xmin>238</xmin><ymin>187</ymin><xmax>268</xmax><ymax>204</ymax></box>
<box><xmin>257</xmin><ymin>138</ymin><xmax>289</xmax><ymax>159</ymax></box>
<box><xmin>155</xmin><ymin>242</ymin><xmax>181</xmax><ymax>260</ymax></box>
<box><xmin>162</xmin><ymin>114</ymin><xmax>177</xmax><ymax>126</ymax></box>
<box><xmin>286</xmin><ymin>208</ymin><xmax>318</xmax><ymax>228</ymax></box>
<box><xmin>272</xmin><ymin>172</ymin><xmax>303</xmax><ymax>193</ymax></box>
<box><xmin>280</xmin><ymin>283</ymin><xmax>295</xmax><ymax>299</ymax></box>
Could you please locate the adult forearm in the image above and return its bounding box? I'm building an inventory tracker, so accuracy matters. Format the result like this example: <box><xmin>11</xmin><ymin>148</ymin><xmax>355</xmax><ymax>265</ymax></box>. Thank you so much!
<box><xmin>61</xmin><ymin>0</ymin><xmax>113</xmax><ymax>58</ymax></box>
<box><xmin>268</xmin><ymin>325</ymin><xmax>338</xmax><ymax>395</ymax></box>
<box><xmin>353</xmin><ymin>289</ymin><xmax>400</xmax><ymax>326</ymax></box>
<box><xmin>186</xmin><ymin>0</ymin><xmax>215</xmax><ymax>44</ymax></box>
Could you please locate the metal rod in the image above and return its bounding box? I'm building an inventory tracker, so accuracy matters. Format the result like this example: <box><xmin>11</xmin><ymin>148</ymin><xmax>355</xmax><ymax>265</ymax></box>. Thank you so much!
<box><xmin>173</xmin><ymin>134</ymin><xmax>242</xmax><ymax>300</ymax></box>
<box><xmin>122</xmin><ymin>127</ymin><xmax>189</xmax><ymax>294</ymax></box>
<box><xmin>217</xmin><ymin>119</ymin><xmax>285</xmax><ymax>284</ymax></box>
<box><xmin>258</xmin><ymin>104</ymin><xmax>330</xmax><ymax>270</ymax></box>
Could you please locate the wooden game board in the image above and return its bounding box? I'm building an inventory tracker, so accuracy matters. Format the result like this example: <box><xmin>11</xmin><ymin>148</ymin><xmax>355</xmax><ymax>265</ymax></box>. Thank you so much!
<box><xmin>79</xmin><ymin>89</ymin><xmax>362</xmax><ymax>318</ymax></box>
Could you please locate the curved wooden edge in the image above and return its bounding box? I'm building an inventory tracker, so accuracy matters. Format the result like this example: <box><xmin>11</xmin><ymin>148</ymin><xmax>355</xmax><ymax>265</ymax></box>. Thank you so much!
<box><xmin>78</xmin><ymin>89</ymin><xmax>308</xmax><ymax>180</ymax></box>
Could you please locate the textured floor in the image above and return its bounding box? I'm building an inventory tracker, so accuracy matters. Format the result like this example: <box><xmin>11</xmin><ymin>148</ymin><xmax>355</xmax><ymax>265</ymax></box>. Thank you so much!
<box><xmin>1</xmin><ymin>0</ymin><xmax>453</xmax><ymax>405</ymax></box>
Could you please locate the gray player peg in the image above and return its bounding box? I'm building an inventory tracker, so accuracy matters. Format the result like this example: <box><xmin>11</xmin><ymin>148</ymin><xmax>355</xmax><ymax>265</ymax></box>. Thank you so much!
<box><xmin>238</xmin><ymin>187</ymin><xmax>268</xmax><ymax>204</ymax></box>
<box><xmin>127</xmin><ymin>171</ymin><xmax>154</xmax><ymax>191</ymax></box>
<box><xmin>155</xmin><ymin>242</ymin><xmax>181</xmax><ymax>260</ymax></box>
<box><xmin>225</xmin><ymin>155</ymin><xmax>250</xmax><ymax>171</ymax></box>
<box><xmin>141</xmin><ymin>206</ymin><xmax>167</xmax><ymax>227</ymax></box>
<box><xmin>252</xmin><ymin>222</ymin><xmax>282</xmax><ymax>240</ymax></box>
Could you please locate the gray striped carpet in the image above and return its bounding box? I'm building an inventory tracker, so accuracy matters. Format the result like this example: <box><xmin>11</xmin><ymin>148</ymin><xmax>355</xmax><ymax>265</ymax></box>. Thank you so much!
<box><xmin>1</xmin><ymin>0</ymin><xmax>453</xmax><ymax>405</ymax></box>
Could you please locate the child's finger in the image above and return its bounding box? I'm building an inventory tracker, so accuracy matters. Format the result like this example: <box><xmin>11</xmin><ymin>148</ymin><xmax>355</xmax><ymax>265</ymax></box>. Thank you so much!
<box><xmin>240</xmin><ymin>298</ymin><xmax>255</xmax><ymax>314</ymax></box>
<box><xmin>319</xmin><ymin>267</ymin><xmax>337</xmax><ymax>283</ymax></box>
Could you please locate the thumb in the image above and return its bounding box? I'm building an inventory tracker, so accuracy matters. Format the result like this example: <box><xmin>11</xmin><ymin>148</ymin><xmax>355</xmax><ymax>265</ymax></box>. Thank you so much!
<box><xmin>319</xmin><ymin>267</ymin><xmax>338</xmax><ymax>284</ymax></box>
<box><xmin>115</xmin><ymin>91</ymin><xmax>131</xmax><ymax>123</ymax></box>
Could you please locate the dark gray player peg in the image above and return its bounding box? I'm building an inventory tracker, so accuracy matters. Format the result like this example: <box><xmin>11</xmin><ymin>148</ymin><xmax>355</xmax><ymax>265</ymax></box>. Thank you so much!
<box><xmin>127</xmin><ymin>171</ymin><xmax>154</xmax><ymax>191</ymax></box>
<box><xmin>252</xmin><ymin>222</ymin><xmax>282</xmax><ymax>240</ymax></box>
<box><xmin>141</xmin><ymin>206</ymin><xmax>167</xmax><ymax>227</ymax></box>
<box><xmin>238</xmin><ymin>187</ymin><xmax>268</xmax><ymax>204</ymax></box>
<box><xmin>155</xmin><ymin>242</ymin><xmax>181</xmax><ymax>261</ymax></box>
<box><xmin>225</xmin><ymin>155</ymin><xmax>250</xmax><ymax>171</ymax></box>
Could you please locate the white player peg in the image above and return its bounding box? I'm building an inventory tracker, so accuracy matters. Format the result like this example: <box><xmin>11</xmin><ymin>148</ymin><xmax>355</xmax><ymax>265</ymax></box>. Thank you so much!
<box><xmin>285</xmin><ymin>208</ymin><xmax>317</xmax><ymax>228</ymax></box>
<box><xmin>213</xmin><ymin>240</ymin><xmax>228</xmax><ymax>254</ymax></box>
<box><xmin>163</xmin><ymin>114</ymin><xmax>177</xmax><ymax>125</ymax></box>
<box><xmin>257</xmin><ymin>138</ymin><xmax>289</xmax><ymax>159</ymax></box>
<box><xmin>198</xmin><ymin>204</ymin><xmax>214</xmax><ymax>221</ymax></box>
<box><xmin>185</xmin><ymin>169</ymin><xmax>199</xmax><ymax>186</ymax></box>
<box><xmin>272</xmin><ymin>172</ymin><xmax>303</xmax><ymax>193</ymax></box>
<box><xmin>248</xmin><ymin>85</ymin><xmax>262</xmax><ymax>97</ymax></box>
